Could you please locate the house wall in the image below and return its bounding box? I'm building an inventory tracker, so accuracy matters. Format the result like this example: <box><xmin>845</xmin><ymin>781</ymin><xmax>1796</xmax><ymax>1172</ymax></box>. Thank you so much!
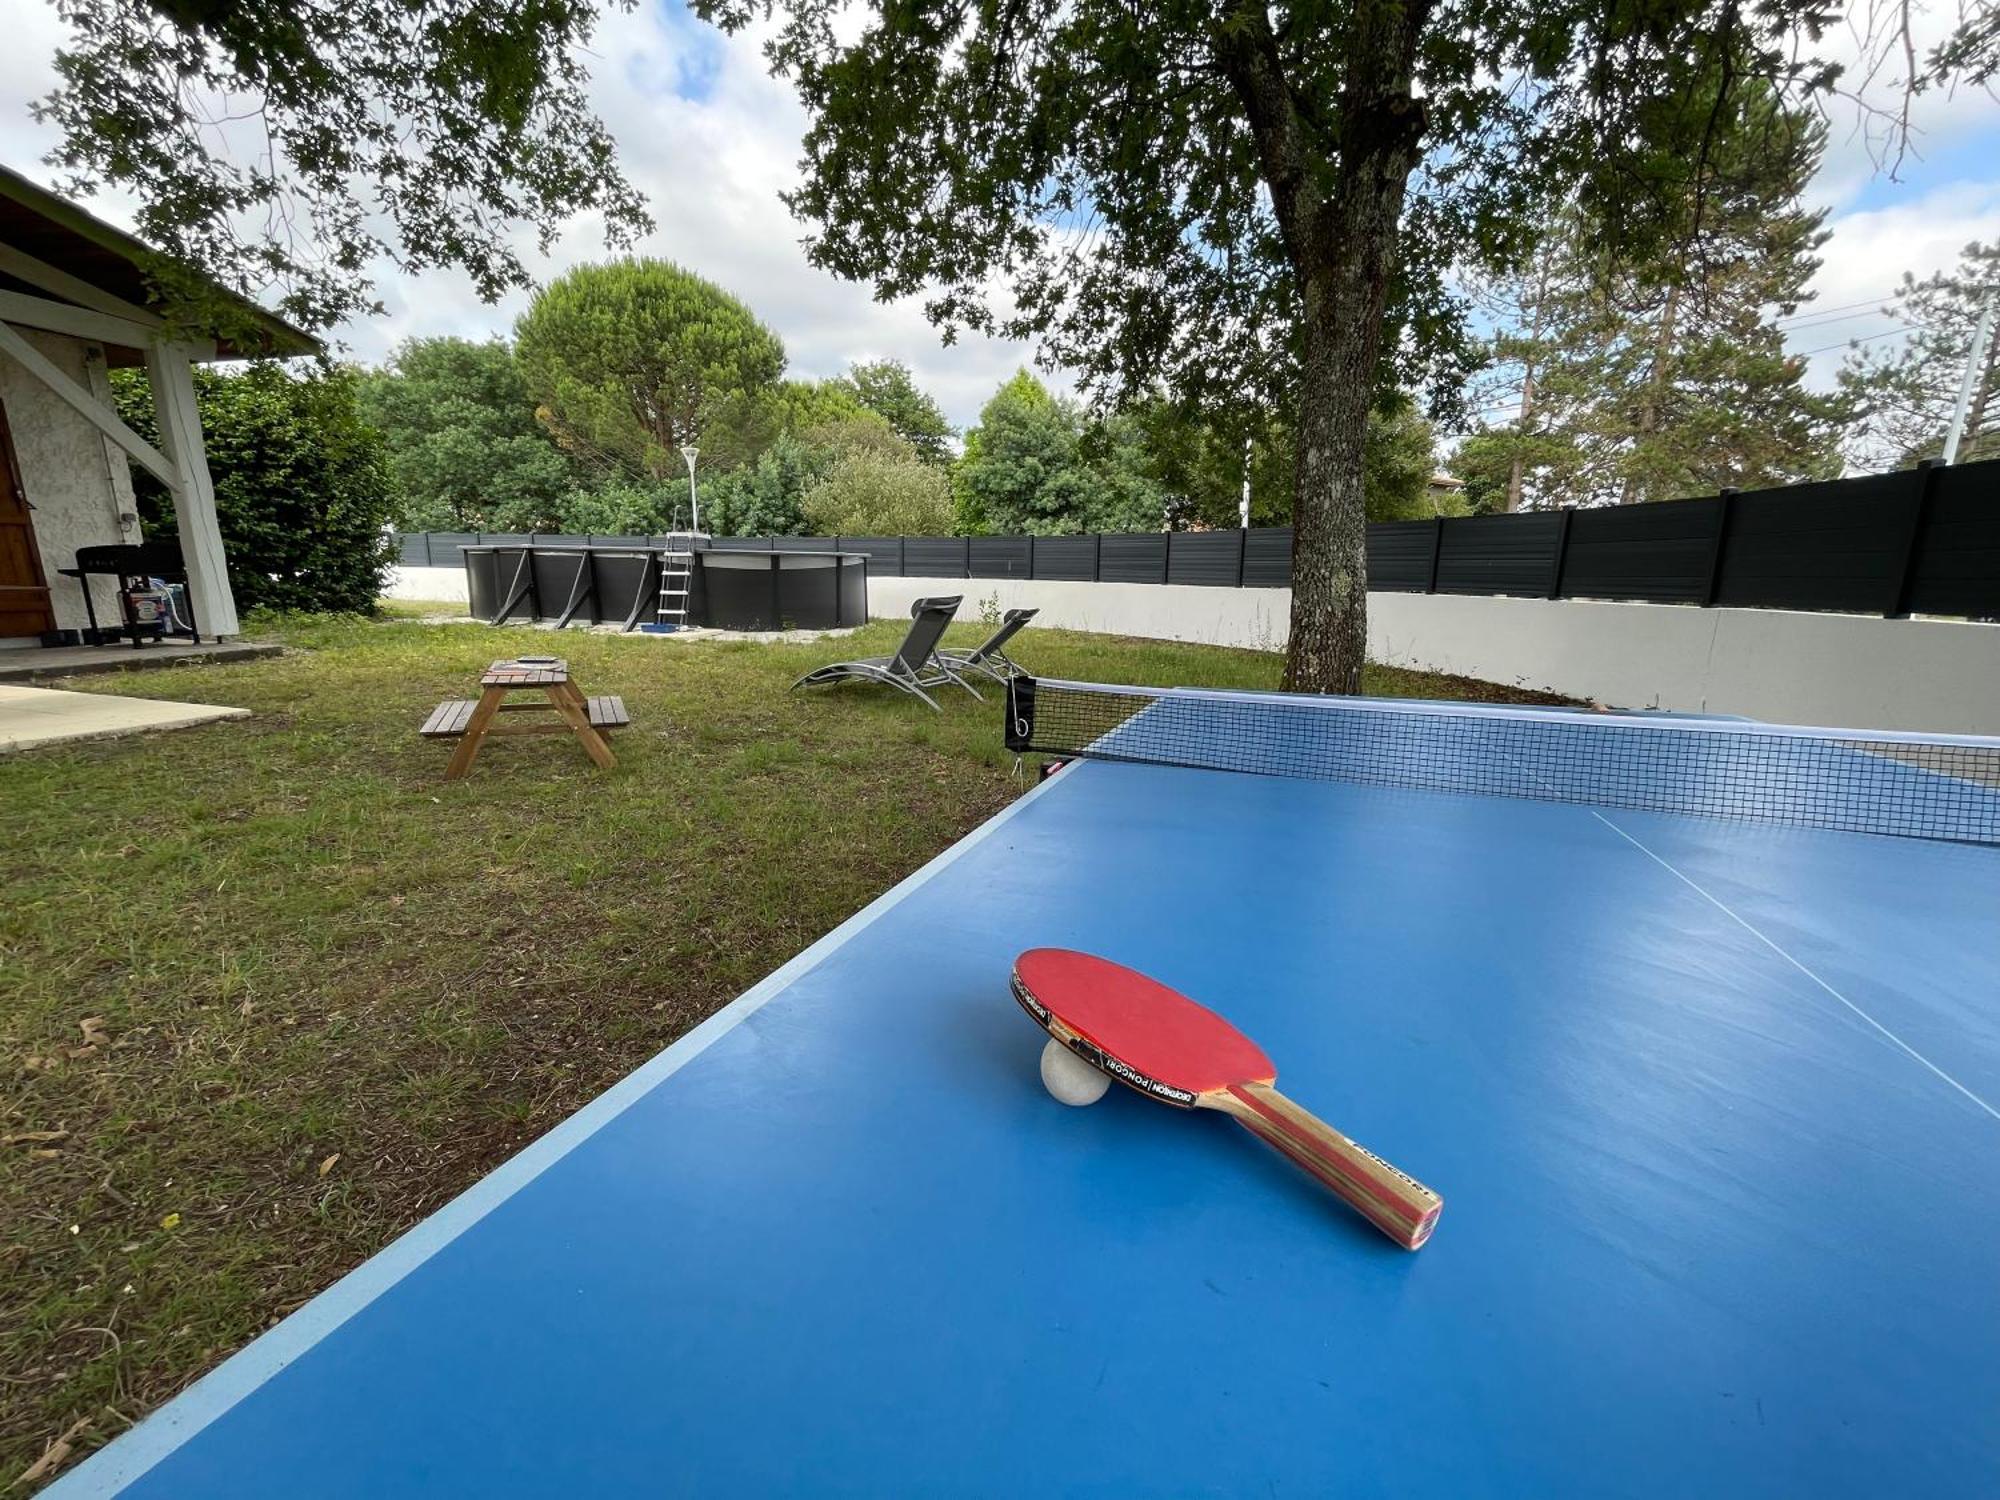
<box><xmin>0</xmin><ymin>327</ymin><xmax>136</xmax><ymax>639</ymax></box>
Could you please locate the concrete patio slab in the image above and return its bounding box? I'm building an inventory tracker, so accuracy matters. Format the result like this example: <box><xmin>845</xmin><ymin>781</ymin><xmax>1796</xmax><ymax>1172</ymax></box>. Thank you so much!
<box><xmin>0</xmin><ymin>639</ymin><xmax>281</xmax><ymax>683</ymax></box>
<box><xmin>0</xmin><ymin>683</ymin><xmax>249</xmax><ymax>752</ymax></box>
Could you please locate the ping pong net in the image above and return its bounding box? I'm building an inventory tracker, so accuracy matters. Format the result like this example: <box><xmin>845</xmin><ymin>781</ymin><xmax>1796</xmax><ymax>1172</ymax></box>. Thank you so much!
<box><xmin>1005</xmin><ymin>676</ymin><xmax>2000</xmax><ymax>846</ymax></box>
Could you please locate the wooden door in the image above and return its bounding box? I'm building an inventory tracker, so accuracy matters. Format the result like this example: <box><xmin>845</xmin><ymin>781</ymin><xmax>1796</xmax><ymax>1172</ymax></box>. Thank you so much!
<box><xmin>0</xmin><ymin>399</ymin><xmax>56</xmax><ymax>638</ymax></box>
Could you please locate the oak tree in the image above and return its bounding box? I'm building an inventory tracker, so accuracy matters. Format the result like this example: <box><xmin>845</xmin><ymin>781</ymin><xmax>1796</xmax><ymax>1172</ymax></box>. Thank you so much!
<box><xmin>695</xmin><ymin>0</ymin><xmax>1907</xmax><ymax>689</ymax></box>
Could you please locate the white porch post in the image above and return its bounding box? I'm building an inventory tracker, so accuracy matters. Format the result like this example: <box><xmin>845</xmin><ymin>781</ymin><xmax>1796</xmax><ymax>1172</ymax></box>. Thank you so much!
<box><xmin>144</xmin><ymin>340</ymin><xmax>239</xmax><ymax>635</ymax></box>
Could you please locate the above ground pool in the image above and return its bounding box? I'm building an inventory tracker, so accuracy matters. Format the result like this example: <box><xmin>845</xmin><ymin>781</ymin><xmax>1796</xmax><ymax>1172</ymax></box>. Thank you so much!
<box><xmin>461</xmin><ymin>544</ymin><xmax>868</xmax><ymax>632</ymax></box>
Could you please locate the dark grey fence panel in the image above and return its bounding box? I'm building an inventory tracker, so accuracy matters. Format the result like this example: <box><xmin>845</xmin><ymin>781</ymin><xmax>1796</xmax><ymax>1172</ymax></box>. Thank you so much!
<box><xmin>905</xmin><ymin>537</ymin><xmax>970</xmax><ymax>576</ymax></box>
<box><xmin>481</xmin><ymin>532</ymin><xmax>534</xmax><ymax>549</ymax></box>
<box><xmin>1436</xmin><ymin>512</ymin><xmax>1565</xmax><ymax>596</ymax></box>
<box><xmin>1907</xmin><ymin>463</ymin><xmax>2000</xmax><ymax>619</ymax></box>
<box><xmin>838</xmin><ymin>537</ymin><xmax>905</xmax><ymax>577</ymax></box>
<box><xmin>1100</xmin><ymin>533</ymin><xmax>1168</xmax><ymax>583</ymax></box>
<box><xmin>1367</xmin><ymin>522</ymin><xmax>1435</xmax><ymax>592</ymax></box>
<box><xmin>1243</xmin><ymin>528</ymin><xmax>1293</xmax><ymax>587</ymax></box>
<box><xmin>1168</xmin><ymin>529</ymin><xmax>1244</xmax><ymax>586</ymax></box>
<box><xmin>1560</xmin><ymin>496</ymin><xmax>1720</xmax><ymax>604</ymax></box>
<box><xmin>428</xmin><ymin>532</ymin><xmax>480</xmax><ymax>566</ymax></box>
<box><xmin>1032</xmin><ymin>535</ymin><xmax>1098</xmax><ymax>581</ymax></box>
<box><xmin>970</xmin><ymin>535</ymin><xmax>1033</xmax><ymax>578</ymax></box>
<box><xmin>1714</xmin><ymin>472</ymin><xmax>1911</xmax><ymax>615</ymax></box>
<box><xmin>409</xmin><ymin>457</ymin><xmax>2000</xmax><ymax>620</ymax></box>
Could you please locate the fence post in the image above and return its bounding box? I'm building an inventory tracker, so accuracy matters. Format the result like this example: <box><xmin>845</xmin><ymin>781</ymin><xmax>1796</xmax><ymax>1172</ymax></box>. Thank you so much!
<box><xmin>423</xmin><ymin>533</ymin><xmax>434</xmax><ymax>568</ymax></box>
<box><xmin>1092</xmin><ymin>533</ymin><xmax>1103</xmax><ymax>582</ymax></box>
<box><xmin>1547</xmin><ymin>508</ymin><xmax>1574</xmax><ymax>599</ymax></box>
<box><xmin>1425</xmin><ymin>517</ymin><xmax>1445</xmax><ymax>593</ymax></box>
<box><xmin>1885</xmin><ymin>459</ymin><xmax>1942</xmax><ymax>618</ymax></box>
<box><xmin>1702</xmin><ymin>489</ymin><xmax>1738</xmax><ymax>606</ymax></box>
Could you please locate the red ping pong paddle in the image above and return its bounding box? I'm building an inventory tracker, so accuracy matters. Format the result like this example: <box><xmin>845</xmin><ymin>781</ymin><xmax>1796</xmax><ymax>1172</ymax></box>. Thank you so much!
<box><xmin>1011</xmin><ymin>948</ymin><xmax>1442</xmax><ymax>1249</ymax></box>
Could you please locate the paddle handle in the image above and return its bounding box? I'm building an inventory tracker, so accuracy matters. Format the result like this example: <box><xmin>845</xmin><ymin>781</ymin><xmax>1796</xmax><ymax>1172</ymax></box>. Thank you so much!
<box><xmin>1218</xmin><ymin>1082</ymin><xmax>1442</xmax><ymax>1250</ymax></box>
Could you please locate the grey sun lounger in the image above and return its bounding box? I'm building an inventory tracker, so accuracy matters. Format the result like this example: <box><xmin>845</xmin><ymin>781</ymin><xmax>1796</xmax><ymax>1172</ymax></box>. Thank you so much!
<box><xmin>791</xmin><ymin>595</ymin><xmax>983</xmax><ymax>710</ymax></box>
<box><xmin>938</xmin><ymin>607</ymin><xmax>1037</xmax><ymax>685</ymax></box>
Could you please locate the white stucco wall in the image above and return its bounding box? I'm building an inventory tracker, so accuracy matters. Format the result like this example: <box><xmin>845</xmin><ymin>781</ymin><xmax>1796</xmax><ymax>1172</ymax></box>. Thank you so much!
<box><xmin>0</xmin><ymin>327</ymin><xmax>138</xmax><ymax>637</ymax></box>
<box><xmin>872</xmin><ymin>575</ymin><xmax>1291</xmax><ymax>651</ymax></box>
<box><xmin>871</xmin><ymin>574</ymin><xmax>2000</xmax><ymax>736</ymax></box>
<box><xmin>1365</xmin><ymin>591</ymin><xmax>2000</xmax><ymax>735</ymax></box>
<box><xmin>383</xmin><ymin>564</ymin><xmax>470</xmax><ymax>603</ymax></box>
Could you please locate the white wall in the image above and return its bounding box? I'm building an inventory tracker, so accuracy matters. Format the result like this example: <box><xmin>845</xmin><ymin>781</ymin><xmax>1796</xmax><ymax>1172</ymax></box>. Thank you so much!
<box><xmin>383</xmin><ymin>564</ymin><xmax>469</xmax><ymax>603</ymax></box>
<box><xmin>872</xmin><ymin>575</ymin><xmax>1291</xmax><ymax>652</ymax></box>
<box><xmin>1366</xmin><ymin>592</ymin><xmax>2000</xmax><ymax>735</ymax></box>
<box><xmin>1</xmin><ymin>328</ymin><xmax>135</xmax><ymax>635</ymax></box>
<box><xmin>871</xmin><ymin>574</ymin><xmax>2000</xmax><ymax>736</ymax></box>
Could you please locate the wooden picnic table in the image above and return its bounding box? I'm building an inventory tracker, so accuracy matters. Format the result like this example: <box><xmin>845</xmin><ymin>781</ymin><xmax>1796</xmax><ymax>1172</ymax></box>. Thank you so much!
<box><xmin>420</xmin><ymin>657</ymin><xmax>628</xmax><ymax>779</ymax></box>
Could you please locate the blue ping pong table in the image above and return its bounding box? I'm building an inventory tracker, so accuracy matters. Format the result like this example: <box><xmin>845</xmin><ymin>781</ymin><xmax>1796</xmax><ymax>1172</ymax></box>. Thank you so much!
<box><xmin>51</xmin><ymin>681</ymin><xmax>2000</xmax><ymax>1496</ymax></box>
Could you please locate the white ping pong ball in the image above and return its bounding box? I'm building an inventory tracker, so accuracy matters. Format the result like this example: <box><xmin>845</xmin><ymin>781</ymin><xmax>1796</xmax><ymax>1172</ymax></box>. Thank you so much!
<box><xmin>1040</xmin><ymin>1038</ymin><xmax>1111</xmax><ymax>1106</ymax></box>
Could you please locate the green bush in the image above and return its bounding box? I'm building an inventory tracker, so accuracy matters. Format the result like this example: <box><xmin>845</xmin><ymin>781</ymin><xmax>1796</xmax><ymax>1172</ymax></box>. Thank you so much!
<box><xmin>557</xmin><ymin>481</ymin><xmax>677</xmax><ymax>535</ymax></box>
<box><xmin>800</xmin><ymin>447</ymin><xmax>955</xmax><ymax>534</ymax></box>
<box><xmin>115</xmin><ymin>362</ymin><xmax>396</xmax><ymax>614</ymax></box>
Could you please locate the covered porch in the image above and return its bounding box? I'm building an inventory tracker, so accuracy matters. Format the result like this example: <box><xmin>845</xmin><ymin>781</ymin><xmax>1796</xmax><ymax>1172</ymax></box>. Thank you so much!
<box><xmin>0</xmin><ymin>164</ymin><xmax>317</xmax><ymax>651</ymax></box>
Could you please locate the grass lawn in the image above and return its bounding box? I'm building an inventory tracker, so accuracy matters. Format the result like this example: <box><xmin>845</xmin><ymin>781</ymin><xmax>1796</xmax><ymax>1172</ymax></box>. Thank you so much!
<box><xmin>0</xmin><ymin>609</ymin><xmax>1570</xmax><ymax>1486</ymax></box>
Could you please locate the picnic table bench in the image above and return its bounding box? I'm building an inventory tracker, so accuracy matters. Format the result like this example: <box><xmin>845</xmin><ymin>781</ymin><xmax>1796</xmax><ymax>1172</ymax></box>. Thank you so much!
<box><xmin>420</xmin><ymin>658</ymin><xmax>626</xmax><ymax>779</ymax></box>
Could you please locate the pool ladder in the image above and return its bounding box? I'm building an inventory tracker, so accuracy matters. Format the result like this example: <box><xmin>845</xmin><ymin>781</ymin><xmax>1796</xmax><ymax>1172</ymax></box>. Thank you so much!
<box><xmin>656</xmin><ymin>533</ymin><xmax>703</xmax><ymax>627</ymax></box>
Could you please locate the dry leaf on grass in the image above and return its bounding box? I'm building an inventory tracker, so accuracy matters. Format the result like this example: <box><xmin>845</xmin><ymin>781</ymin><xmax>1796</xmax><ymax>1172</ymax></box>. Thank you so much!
<box><xmin>14</xmin><ymin>1412</ymin><xmax>93</xmax><ymax>1487</ymax></box>
<box><xmin>317</xmin><ymin>1153</ymin><xmax>341</xmax><ymax>1178</ymax></box>
<box><xmin>78</xmin><ymin>1017</ymin><xmax>111</xmax><ymax>1047</ymax></box>
<box><xmin>2</xmin><ymin>1130</ymin><xmax>69</xmax><ymax>1147</ymax></box>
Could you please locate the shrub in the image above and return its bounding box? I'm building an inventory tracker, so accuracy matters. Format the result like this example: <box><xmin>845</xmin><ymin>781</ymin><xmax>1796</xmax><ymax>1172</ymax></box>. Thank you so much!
<box><xmin>800</xmin><ymin>448</ymin><xmax>955</xmax><ymax>534</ymax></box>
<box><xmin>116</xmin><ymin>362</ymin><xmax>396</xmax><ymax>614</ymax></box>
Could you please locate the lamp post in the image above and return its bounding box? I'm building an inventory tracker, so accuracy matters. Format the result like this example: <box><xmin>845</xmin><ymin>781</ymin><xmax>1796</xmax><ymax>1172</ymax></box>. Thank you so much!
<box><xmin>1942</xmin><ymin>287</ymin><xmax>1997</xmax><ymax>466</ymax></box>
<box><xmin>681</xmin><ymin>446</ymin><xmax>701</xmax><ymax>535</ymax></box>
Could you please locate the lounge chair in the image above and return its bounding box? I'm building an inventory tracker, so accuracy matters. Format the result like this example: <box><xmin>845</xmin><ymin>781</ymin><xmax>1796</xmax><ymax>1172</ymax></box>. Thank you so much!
<box><xmin>791</xmin><ymin>595</ymin><xmax>982</xmax><ymax>710</ymax></box>
<box><xmin>939</xmin><ymin>608</ymin><xmax>1037</xmax><ymax>685</ymax></box>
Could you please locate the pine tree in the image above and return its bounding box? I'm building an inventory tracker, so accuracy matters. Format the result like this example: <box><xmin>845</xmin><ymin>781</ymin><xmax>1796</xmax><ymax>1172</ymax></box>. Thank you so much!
<box><xmin>1462</xmin><ymin>85</ymin><xmax>1844</xmax><ymax>509</ymax></box>
<box><xmin>1838</xmin><ymin>242</ymin><xmax>2000</xmax><ymax>469</ymax></box>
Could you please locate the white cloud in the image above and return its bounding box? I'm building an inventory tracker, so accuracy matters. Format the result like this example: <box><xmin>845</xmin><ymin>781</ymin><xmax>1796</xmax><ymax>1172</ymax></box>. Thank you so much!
<box><xmin>360</xmin><ymin>5</ymin><xmax>1068</xmax><ymax>430</ymax></box>
<box><xmin>1792</xmin><ymin>180</ymin><xmax>2000</xmax><ymax>388</ymax></box>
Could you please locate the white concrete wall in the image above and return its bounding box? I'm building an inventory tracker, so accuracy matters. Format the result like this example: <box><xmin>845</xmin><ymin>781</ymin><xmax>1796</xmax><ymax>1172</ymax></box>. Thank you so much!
<box><xmin>1366</xmin><ymin>592</ymin><xmax>2000</xmax><ymax>735</ymax></box>
<box><xmin>1</xmin><ymin>328</ymin><xmax>135</xmax><ymax>635</ymax></box>
<box><xmin>383</xmin><ymin>564</ymin><xmax>469</xmax><ymax>603</ymax></box>
<box><xmin>870</xmin><ymin>574</ymin><xmax>2000</xmax><ymax>736</ymax></box>
<box><xmin>871</xmin><ymin>575</ymin><xmax>1291</xmax><ymax>652</ymax></box>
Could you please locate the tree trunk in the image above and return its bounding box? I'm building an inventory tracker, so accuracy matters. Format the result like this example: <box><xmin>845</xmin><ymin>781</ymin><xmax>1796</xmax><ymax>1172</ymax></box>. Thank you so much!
<box><xmin>1618</xmin><ymin>282</ymin><xmax>1679</xmax><ymax>506</ymax></box>
<box><xmin>1506</xmin><ymin>252</ymin><xmax>1555</xmax><ymax>513</ymax></box>
<box><xmin>1285</xmin><ymin>285</ymin><xmax>1378</xmax><ymax>693</ymax></box>
<box><xmin>1210</xmin><ymin>0</ymin><xmax>1431</xmax><ymax>694</ymax></box>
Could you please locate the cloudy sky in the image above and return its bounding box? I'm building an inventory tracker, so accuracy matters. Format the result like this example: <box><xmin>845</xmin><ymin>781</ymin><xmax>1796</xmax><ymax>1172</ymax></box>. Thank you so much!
<box><xmin>2</xmin><ymin>2</ymin><xmax>1996</xmax><ymax>432</ymax></box>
